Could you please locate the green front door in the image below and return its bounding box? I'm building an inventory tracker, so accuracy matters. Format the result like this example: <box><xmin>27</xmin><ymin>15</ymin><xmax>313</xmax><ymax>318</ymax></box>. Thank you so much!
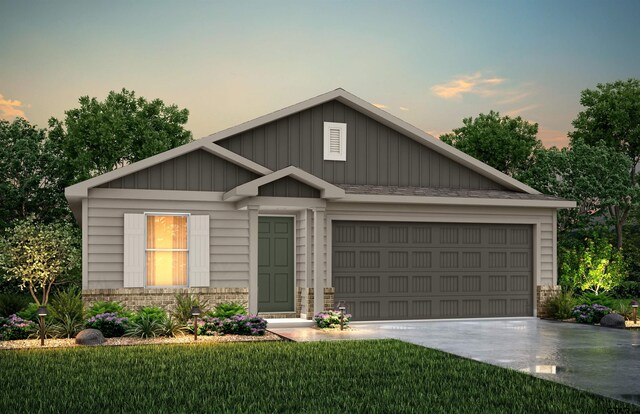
<box><xmin>258</xmin><ymin>216</ymin><xmax>294</xmax><ymax>313</ymax></box>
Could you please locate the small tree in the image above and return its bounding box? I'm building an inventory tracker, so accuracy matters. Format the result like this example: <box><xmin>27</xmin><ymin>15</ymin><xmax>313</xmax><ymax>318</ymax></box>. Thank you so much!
<box><xmin>0</xmin><ymin>217</ymin><xmax>80</xmax><ymax>305</ymax></box>
<box><xmin>560</xmin><ymin>234</ymin><xmax>626</xmax><ymax>295</ymax></box>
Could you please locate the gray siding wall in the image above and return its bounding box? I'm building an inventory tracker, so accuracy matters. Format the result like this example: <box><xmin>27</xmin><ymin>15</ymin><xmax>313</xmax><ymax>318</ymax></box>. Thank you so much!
<box><xmin>259</xmin><ymin>177</ymin><xmax>321</xmax><ymax>198</ymax></box>
<box><xmin>218</xmin><ymin>100</ymin><xmax>506</xmax><ymax>190</ymax></box>
<box><xmin>86</xmin><ymin>196</ymin><xmax>249</xmax><ymax>289</ymax></box>
<box><xmin>99</xmin><ymin>149</ymin><xmax>258</xmax><ymax>192</ymax></box>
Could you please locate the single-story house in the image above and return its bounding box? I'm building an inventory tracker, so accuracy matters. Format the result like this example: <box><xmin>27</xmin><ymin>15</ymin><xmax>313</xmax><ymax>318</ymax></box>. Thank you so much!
<box><xmin>66</xmin><ymin>89</ymin><xmax>575</xmax><ymax>321</ymax></box>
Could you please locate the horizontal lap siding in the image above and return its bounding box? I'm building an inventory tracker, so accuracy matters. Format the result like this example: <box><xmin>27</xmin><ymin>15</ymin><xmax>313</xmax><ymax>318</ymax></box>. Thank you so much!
<box><xmin>217</xmin><ymin>100</ymin><xmax>506</xmax><ymax>191</ymax></box>
<box><xmin>87</xmin><ymin>197</ymin><xmax>249</xmax><ymax>289</ymax></box>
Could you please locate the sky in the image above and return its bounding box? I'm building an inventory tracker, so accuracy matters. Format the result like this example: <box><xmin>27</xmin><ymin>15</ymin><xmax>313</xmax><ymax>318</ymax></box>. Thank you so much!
<box><xmin>1</xmin><ymin>0</ymin><xmax>639</xmax><ymax>148</ymax></box>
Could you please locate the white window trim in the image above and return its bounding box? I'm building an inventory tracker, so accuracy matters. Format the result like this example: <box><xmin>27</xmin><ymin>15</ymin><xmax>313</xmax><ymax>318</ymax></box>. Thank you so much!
<box><xmin>323</xmin><ymin>122</ymin><xmax>347</xmax><ymax>161</ymax></box>
<box><xmin>144</xmin><ymin>212</ymin><xmax>191</xmax><ymax>288</ymax></box>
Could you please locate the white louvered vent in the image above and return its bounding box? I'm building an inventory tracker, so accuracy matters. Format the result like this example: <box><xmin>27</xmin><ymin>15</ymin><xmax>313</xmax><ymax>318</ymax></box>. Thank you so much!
<box><xmin>323</xmin><ymin>122</ymin><xmax>347</xmax><ymax>161</ymax></box>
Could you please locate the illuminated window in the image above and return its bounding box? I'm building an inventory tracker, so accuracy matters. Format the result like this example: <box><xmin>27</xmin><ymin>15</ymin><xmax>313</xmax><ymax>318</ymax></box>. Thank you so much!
<box><xmin>146</xmin><ymin>214</ymin><xmax>188</xmax><ymax>287</ymax></box>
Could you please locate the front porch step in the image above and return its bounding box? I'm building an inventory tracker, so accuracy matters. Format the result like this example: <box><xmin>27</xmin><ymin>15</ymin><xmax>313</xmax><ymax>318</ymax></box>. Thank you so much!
<box><xmin>259</xmin><ymin>312</ymin><xmax>297</xmax><ymax>319</ymax></box>
<box><xmin>266</xmin><ymin>318</ymin><xmax>314</xmax><ymax>328</ymax></box>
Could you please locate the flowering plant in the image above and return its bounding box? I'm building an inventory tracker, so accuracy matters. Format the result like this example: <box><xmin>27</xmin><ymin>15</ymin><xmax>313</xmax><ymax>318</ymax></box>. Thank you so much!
<box><xmin>0</xmin><ymin>314</ymin><xmax>36</xmax><ymax>340</ymax></box>
<box><xmin>198</xmin><ymin>315</ymin><xmax>267</xmax><ymax>336</ymax></box>
<box><xmin>571</xmin><ymin>304</ymin><xmax>611</xmax><ymax>324</ymax></box>
<box><xmin>85</xmin><ymin>312</ymin><xmax>129</xmax><ymax>337</ymax></box>
<box><xmin>314</xmin><ymin>310</ymin><xmax>352</xmax><ymax>329</ymax></box>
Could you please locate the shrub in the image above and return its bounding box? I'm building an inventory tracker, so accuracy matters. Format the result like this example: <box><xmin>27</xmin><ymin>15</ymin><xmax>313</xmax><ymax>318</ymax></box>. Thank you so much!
<box><xmin>610</xmin><ymin>281</ymin><xmax>640</xmax><ymax>299</ymax></box>
<box><xmin>17</xmin><ymin>303</ymin><xmax>45</xmax><ymax>322</ymax></box>
<box><xmin>0</xmin><ymin>293</ymin><xmax>30</xmax><ymax>317</ymax></box>
<box><xmin>314</xmin><ymin>310</ymin><xmax>352</xmax><ymax>329</ymax></box>
<box><xmin>172</xmin><ymin>293</ymin><xmax>209</xmax><ymax>326</ymax></box>
<box><xmin>208</xmin><ymin>302</ymin><xmax>247</xmax><ymax>318</ymax></box>
<box><xmin>85</xmin><ymin>313</ymin><xmax>129</xmax><ymax>338</ymax></box>
<box><xmin>86</xmin><ymin>301</ymin><xmax>132</xmax><ymax>318</ymax></box>
<box><xmin>131</xmin><ymin>306</ymin><xmax>167</xmax><ymax>324</ymax></box>
<box><xmin>0</xmin><ymin>314</ymin><xmax>36</xmax><ymax>340</ymax></box>
<box><xmin>126</xmin><ymin>315</ymin><xmax>165</xmax><ymax>338</ymax></box>
<box><xmin>543</xmin><ymin>291</ymin><xmax>578</xmax><ymax>320</ymax></box>
<box><xmin>577</xmin><ymin>292</ymin><xmax>615</xmax><ymax>309</ymax></box>
<box><xmin>199</xmin><ymin>315</ymin><xmax>267</xmax><ymax>336</ymax></box>
<box><xmin>571</xmin><ymin>304</ymin><xmax>611</xmax><ymax>324</ymax></box>
<box><xmin>160</xmin><ymin>317</ymin><xmax>186</xmax><ymax>337</ymax></box>
<box><xmin>48</xmin><ymin>287</ymin><xmax>84</xmax><ymax>338</ymax></box>
<box><xmin>126</xmin><ymin>307</ymin><xmax>169</xmax><ymax>338</ymax></box>
<box><xmin>611</xmin><ymin>300</ymin><xmax>633</xmax><ymax>320</ymax></box>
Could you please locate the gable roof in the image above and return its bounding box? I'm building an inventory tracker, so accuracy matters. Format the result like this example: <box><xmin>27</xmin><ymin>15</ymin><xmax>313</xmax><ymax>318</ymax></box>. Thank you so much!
<box><xmin>223</xmin><ymin>166</ymin><xmax>346</xmax><ymax>202</ymax></box>
<box><xmin>66</xmin><ymin>88</ymin><xmax>540</xmax><ymax>203</ymax></box>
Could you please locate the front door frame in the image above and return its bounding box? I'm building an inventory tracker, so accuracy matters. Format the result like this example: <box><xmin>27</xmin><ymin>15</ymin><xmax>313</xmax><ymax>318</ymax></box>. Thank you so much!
<box><xmin>257</xmin><ymin>214</ymin><xmax>296</xmax><ymax>313</ymax></box>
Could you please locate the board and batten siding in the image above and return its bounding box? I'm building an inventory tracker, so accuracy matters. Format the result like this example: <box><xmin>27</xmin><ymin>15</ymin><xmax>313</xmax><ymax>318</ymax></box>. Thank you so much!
<box><xmin>217</xmin><ymin>100</ymin><xmax>506</xmax><ymax>191</ymax></box>
<box><xmin>86</xmin><ymin>196</ymin><xmax>250</xmax><ymax>289</ymax></box>
<box><xmin>325</xmin><ymin>203</ymin><xmax>557</xmax><ymax>286</ymax></box>
<box><xmin>98</xmin><ymin>149</ymin><xmax>259</xmax><ymax>192</ymax></box>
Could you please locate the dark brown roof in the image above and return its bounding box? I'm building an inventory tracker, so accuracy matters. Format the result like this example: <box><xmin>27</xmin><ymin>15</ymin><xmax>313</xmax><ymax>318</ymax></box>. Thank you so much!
<box><xmin>338</xmin><ymin>184</ymin><xmax>566</xmax><ymax>201</ymax></box>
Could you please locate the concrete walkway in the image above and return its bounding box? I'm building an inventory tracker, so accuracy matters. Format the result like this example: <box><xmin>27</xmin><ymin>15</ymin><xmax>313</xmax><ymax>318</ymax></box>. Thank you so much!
<box><xmin>270</xmin><ymin>318</ymin><xmax>640</xmax><ymax>406</ymax></box>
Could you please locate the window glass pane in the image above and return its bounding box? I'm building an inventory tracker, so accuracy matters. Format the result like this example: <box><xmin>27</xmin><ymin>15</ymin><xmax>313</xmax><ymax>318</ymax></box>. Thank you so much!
<box><xmin>146</xmin><ymin>251</ymin><xmax>187</xmax><ymax>286</ymax></box>
<box><xmin>147</xmin><ymin>216</ymin><xmax>187</xmax><ymax>249</ymax></box>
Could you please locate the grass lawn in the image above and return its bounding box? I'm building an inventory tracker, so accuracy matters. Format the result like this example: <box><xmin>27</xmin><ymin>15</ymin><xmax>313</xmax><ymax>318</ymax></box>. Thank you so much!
<box><xmin>0</xmin><ymin>339</ymin><xmax>636</xmax><ymax>413</ymax></box>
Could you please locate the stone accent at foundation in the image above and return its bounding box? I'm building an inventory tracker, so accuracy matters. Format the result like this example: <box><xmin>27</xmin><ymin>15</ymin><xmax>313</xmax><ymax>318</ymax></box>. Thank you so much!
<box><xmin>295</xmin><ymin>287</ymin><xmax>335</xmax><ymax>319</ymax></box>
<box><xmin>536</xmin><ymin>285</ymin><xmax>561</xmax><ymax>318</ymax></box>
<box><xmin>82</xmin><ymin>287</ymin><xmax>248</xmax><ymax>312</ymax></box>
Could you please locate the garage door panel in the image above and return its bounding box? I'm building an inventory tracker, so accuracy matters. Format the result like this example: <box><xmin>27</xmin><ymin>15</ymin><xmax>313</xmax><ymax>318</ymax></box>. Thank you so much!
<box><xmin>333</xmin><ymin>221</ymin><xmax>533</xmax><ymax>321</ymax></box>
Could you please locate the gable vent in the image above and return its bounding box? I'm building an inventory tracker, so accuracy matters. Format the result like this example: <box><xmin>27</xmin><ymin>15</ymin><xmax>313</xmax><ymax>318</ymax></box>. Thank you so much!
<box><xmin>324</xmin><ymin>122</ymin><xmax>347</xmax><ymax>161</ymax></box>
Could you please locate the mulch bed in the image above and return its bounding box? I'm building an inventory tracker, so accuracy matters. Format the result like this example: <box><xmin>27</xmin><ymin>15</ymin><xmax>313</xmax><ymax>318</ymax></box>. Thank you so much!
<box><xmin>0</xmin><ymin>331</ymin><xmax>282</xmax><ymax>350</ymax></box>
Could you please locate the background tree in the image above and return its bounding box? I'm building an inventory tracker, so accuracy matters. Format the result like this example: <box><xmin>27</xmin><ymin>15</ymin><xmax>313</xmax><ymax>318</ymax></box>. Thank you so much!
<box><xmin>440</xmin><ymin>111</ymin><xmax>541</xmax><ymax>177</ymax></box>
<box><xmin>48</xmin><ymin>88</ymin><xmax>193</xmax><ymax>184</ymax></box>
<box><xmin>0</xmin><ymin>217</ymin><xmax>80</xmax><ymax>306</ymax></box>
<box><xmin>0</xmin><ymin>118</ymin><xmax>69</xmax><ymax>230</ymax></box>
<box><xmin>569</xmin><ymin>79</ymin><xmax>640</xmax><ymax>248</ymax></box>
<box><xmin>520</xmin><ymin>140</ymin><xmax>636</xmax><ymax>237</ymax></box>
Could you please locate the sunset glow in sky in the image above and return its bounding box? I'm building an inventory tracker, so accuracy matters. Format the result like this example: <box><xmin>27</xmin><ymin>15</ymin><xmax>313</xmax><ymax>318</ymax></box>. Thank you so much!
<box><xmin>1</xmin><ymin>0</ymin><xmax>639</xmax><ymax>148</ymax></box>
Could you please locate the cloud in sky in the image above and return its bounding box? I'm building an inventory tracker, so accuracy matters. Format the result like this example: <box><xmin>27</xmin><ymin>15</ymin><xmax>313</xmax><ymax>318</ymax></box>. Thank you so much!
<box><xmin>399</xmin><ymin>106</ymin><xmax>409</xmax><ymax>111</ymax></box>
<box><xmin>431</xmin><ymin>73</ymin><xmax>506</xmax><ymax>99</ymax></box>
<box><xmin>0</xmin><ymin>93</ymin><xmax>28</xmax><ymax>120</ymax></box>
<box><xmin>372</xmin><ymin>103</ymin><xmax>387</xmax><ymax>109</ymax></box>
<box><xmin>505</xmin><ymin>104</ymin><xmax>540</xmax><ymax>117</ymax></box>
<box><xmin>539</xmin><ymin>128</ymin><xmax>569</xmax><ymax>148</ymax></box>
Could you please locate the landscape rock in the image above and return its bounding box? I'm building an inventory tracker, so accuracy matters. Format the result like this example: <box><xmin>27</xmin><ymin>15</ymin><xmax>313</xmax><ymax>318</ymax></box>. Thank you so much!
<box><xmin>75</xmin><ymin>329</ymin><xmax>106</xmax><ymax>346</ymax></box>
<box><xmin>599</xmin><ymin>313</ymin><xmax>626</xmax><ymax>329</ymax></box>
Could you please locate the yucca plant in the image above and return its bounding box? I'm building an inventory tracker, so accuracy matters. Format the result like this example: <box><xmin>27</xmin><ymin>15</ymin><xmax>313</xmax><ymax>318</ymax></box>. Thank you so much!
<box><xmin>48</xmin><ymin>287</ymin><xmax>84</xmax><ymax>338</ymax></box>
<box><xmin>208</xmin><ymin>302</ymin><xmax>247</xmax><ymax>318</ymax></box>
<box><xmin>161</xmin><ymin>317</ymin><xmax>186</xmax><ymax>337</ymax></box>
<box><xmin>125</xmin><ymin>314</ymin><xmax>165</xmax><ymax>338</ymax></box>
<box><xmin>172</xmin><ymin>293</ymin><xmax>209</xmax><ymax>325</ymax></box>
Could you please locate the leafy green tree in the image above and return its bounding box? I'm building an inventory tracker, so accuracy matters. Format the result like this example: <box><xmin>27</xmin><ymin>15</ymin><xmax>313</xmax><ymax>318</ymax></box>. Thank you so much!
<box><xmin>560</xmin><ymin>233</ymin><xmax>626</xmax><ymax>295</ymax></box>
<box><xmin>0</xmin><ymin>118</ymin><xmax>69</xmax><ymax>229</ymax></box>
<box><xmin>570</xmin><ymin>79</ymin><xmax>640</xmax><ymax>248</ymax></box>
<box><xmin>440</xmin><ymin>111</ymin><xmax>541</xmax><ymax>176</ymax></box>
<box><xmin>48</xmin><ymin>88</ymin><xmax>192</xmax><ymax>184</ymax></box>
<box><xmin>521</xmin><ymin>140</ymin><xmax>636</xmax><ymax>237</ymax></box>
<box><xmin>0</xmin><ymin>217</ymin><xmax>80</xmax><ymax>305</ymax></box>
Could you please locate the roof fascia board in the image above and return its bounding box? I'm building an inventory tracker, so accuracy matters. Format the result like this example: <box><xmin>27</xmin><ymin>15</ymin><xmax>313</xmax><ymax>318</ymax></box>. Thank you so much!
<box><xmin>200</xmin><ymin>143</ymin><xmax>273</xmax><ymax>175</ymax></box>
<box><xmin>335</xmin><ymin>194</ymin><xmax>576</xmax><ymax>208</ymax></box>
<box><xmin>236</xmin><ymin>196</ymin><xmax>327</xmax><ymax>211</ymax></box>
<box><xmin>223</xmin><ymin>166</ymin><xmax>346</xmax><ymax>201</ymax></box>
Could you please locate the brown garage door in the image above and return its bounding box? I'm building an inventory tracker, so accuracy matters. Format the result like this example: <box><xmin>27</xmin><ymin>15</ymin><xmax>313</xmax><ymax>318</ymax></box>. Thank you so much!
<box><xmin>332</xmin><ymin>221</ymin><xmax>533</xmax><ymax>321</ymax></box>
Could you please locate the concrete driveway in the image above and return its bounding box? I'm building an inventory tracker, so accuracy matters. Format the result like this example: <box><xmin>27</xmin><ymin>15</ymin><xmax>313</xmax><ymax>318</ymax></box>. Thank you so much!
<box><xmin>271</xmin><ymin>318</ymin><xmax>640</xmax><ymax>405</ymax></box>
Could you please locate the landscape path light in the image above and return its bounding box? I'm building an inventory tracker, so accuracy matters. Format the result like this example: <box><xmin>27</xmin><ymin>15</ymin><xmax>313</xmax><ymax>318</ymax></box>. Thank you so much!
<box><xmin>339</xmin><ymin>306</ymin><xmax>346</xmax><ymax>331</ymax></box>
<box><xmin>37</xmin><ymin>306</ymin><xmax>48</xmax><ymax>347</ymax></box>
<box><xmin>191</xmin><ymin>306</ymin><xmax>202</xmax><ymax>341</ymax></box>
<box><xmin>632</xmin><ymin>300</ymin><xmax>638</xmax><ymax>325</ymax></box>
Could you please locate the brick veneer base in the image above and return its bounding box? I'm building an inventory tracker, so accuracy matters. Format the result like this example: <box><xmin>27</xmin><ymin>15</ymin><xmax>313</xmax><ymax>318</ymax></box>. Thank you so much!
<box><xmin>536</xmin><ymin>285</ymin><xmax>561</xmax><ymax>318</ymax></box>
<box><xmin>82</xmin><ymin>288</ymin><xmax>248</xmax><ymax>312</ymax></box>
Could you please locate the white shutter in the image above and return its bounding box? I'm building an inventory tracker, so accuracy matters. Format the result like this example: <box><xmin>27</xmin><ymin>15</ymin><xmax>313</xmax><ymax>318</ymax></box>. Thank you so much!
<box><xmin>123</xmin><ymin>213</ymin><xmax>145</xmax><ymax>288</ymax></box>
<box><xmin>323</xmin><ymin>122</ymin><xmax>347</xmax><ymax>161</ymax></box>
<box><xmin>188</xmin><ymin>215</ymin><xmax>210</xmax><ymax>287</ymax></box>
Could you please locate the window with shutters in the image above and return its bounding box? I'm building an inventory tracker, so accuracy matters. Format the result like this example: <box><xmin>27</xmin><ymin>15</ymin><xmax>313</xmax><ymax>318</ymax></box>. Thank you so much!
<box><xmin>145</xmin><ymin>213</ymin><xmax>189</xmax><ymax>287</ymax></box>
<box><xmin>323</xmin><ymin>122</ymin><xmax>347</xmax><ymax>161</ymax></box>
